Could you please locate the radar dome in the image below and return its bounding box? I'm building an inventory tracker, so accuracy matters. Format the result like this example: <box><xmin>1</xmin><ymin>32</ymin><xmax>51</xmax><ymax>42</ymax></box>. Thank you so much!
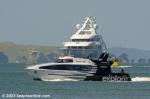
<box><xmin>93</xmin><ymin>24</ymin><xmax>97</xmax><ymax>29</ymax></box>
<box><xmin>76</xmin><ymin>24</ymin><xmax>81</xmax><ymax>29</ymax></box>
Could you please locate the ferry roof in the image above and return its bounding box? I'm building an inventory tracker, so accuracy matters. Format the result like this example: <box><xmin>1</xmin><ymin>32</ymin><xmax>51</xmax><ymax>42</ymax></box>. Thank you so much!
<box><xmin>58</xmin><ymin>56</ymin><xmax>74</xmax><ymax>59</ymax></box>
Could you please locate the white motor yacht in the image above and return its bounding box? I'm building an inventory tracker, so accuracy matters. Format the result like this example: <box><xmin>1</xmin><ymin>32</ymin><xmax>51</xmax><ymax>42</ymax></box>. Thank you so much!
<box><xmin>62</xmin><ymin>16</ymin><xmax>107</xmax><ymax>59</ymax></box>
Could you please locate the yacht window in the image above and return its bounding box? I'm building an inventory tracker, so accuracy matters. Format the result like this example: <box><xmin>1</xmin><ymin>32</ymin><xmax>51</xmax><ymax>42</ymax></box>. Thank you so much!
<box><xmin>79</xmin><ymin>31</ymin><xmax>91</xmax><ymax>35</ymax></box>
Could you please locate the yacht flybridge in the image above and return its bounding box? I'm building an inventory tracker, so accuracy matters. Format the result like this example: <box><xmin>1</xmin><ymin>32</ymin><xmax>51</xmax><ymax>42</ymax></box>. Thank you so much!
<box><xmin>62</xmin><ymin>17</ymin><xmax>107</xmax><ymax>59</ymax></box>
<box><xmin>26</xmin><ymin>17</ymin><xmax>131</xmax><ymax>81</ymax></box>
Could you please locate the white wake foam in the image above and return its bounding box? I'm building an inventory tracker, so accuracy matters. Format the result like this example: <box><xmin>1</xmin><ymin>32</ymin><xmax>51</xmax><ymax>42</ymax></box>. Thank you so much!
<box><xmin>42</xmin><ymin>78</ymin><xmax>79</xmax><ymax>82</ymax></box>
<box><xmin>41</xmin><ymin>77</ymin><xmax>150</xmax><ymax>82</ymax></box>
<box><xmin>132</xmin><ymin>77</ymin><xmax>150</xmax><ymax>82</ymax></box>
<box><xmin>143</xmin><ymin>66</ymin><xmax>150</xmax><ymax>68</ymax></box>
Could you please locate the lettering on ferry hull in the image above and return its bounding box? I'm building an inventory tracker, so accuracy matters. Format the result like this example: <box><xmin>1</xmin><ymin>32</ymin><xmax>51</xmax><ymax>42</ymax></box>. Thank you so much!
<box><xmin>102</xmin><ymin>76</ymin><xmax>130</xmax><ymax>81</ymax></box>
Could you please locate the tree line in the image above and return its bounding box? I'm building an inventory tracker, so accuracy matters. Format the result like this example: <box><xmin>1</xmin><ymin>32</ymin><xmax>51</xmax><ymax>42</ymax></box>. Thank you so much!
<box><xmin>1</xmin><ymin>51</ymin><xmax>150</xmax><ymax>66</ymax></box>
<box><xmin>118</xmin><ymin>53</ymin><xmax>150</xmax><ymax>66</ymax></box>
<box><xmin>0</xmin><ymin>52</ymin><xmax>9</xmax><ymax>64</ymax></box>
<box><xmin>18</xmin><ymin>52</ymin><xmax>58</xmax><ymax>64</ymax></box>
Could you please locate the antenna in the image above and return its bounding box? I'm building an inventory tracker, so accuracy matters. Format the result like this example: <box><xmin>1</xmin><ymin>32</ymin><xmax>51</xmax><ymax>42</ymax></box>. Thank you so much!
<box><xmin>97</xmin><ymin>19</ymin><xmax>107</xmax><ymax>52</ymax></box>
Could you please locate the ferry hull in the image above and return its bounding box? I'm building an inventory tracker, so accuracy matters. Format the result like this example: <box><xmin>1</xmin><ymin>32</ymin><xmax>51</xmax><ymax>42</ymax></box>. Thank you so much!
<box><xmin>27</xmin><ymin>68</ymin><xmax>131</xmax><ymax>81</ymax></box>
<box><xmin>26</xmin><ymin>69</ymin><xmax>88</xmax><ymax>81</ymax></box>
<box><xmin>84</xmin><ymin>73</ymin><xmax>131</xmax><ymax>81</ymax></box>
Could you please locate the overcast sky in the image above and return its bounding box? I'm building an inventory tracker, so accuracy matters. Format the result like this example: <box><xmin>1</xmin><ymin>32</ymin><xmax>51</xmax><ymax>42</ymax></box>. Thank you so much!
<box><xmin>0</xmin><ymin>0</ymin><xmax>150</xmax><ymax>50</ymax></box>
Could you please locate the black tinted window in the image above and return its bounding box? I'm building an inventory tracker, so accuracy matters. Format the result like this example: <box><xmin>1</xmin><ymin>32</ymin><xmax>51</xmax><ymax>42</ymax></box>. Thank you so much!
<box><xmin>57</xmin><ymin>59</ymin><xmax>73</xmax><ymax>63</ymax></box>
<box><xmin>39</xmin><ymin>65</ymin><xmax>92</xmax><ymax>71</ymax></box>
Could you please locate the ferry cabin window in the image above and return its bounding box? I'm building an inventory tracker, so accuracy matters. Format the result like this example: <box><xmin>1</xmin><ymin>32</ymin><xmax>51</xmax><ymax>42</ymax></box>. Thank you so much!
<box><xmin>39</xmin><ymin>65</ymin><xmax>92</xmax><ymax>71</ymax></box>
<box><xmin>57</xmin><ymin>59</ymin><xmax>73</xmax><ymax>63</ymax></box>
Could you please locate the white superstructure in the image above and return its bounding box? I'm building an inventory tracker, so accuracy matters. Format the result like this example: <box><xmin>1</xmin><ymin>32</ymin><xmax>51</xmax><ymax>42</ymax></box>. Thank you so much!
<box><xmin>63</xmin><ymin>16</ymin><xmax>106</xmax><ymax>59</ymax></box>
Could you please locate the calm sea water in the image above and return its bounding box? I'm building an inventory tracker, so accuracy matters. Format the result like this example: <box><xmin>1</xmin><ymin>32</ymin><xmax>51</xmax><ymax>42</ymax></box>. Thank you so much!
<box><xmin>0</xmin><ymin>64</ymin><xmax>150</xmax><ymax>99</ymax></box>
